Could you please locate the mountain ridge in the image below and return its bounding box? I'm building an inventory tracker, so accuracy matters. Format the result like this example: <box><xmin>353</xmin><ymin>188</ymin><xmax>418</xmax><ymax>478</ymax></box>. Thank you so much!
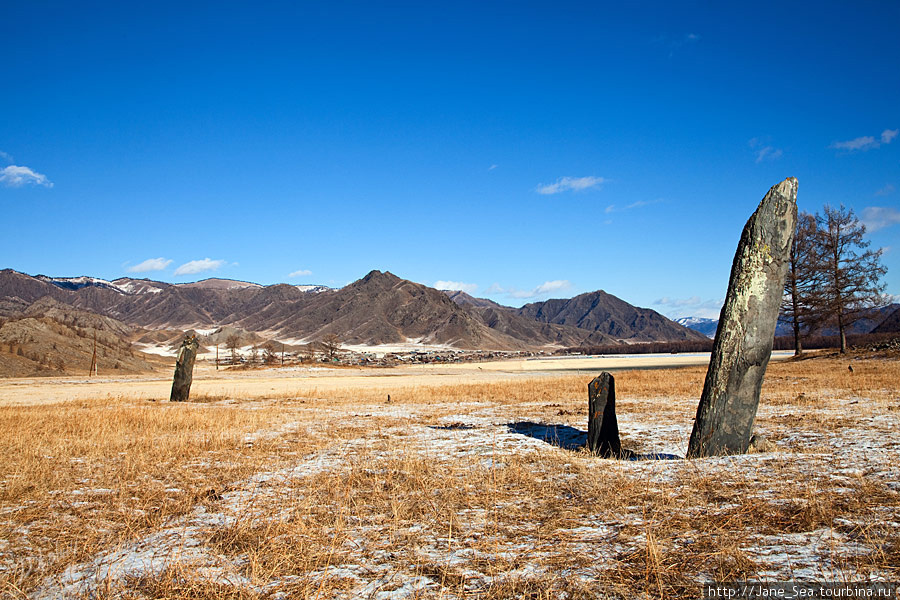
<box><xmin>2</xmin><ymin>268</ymin><xmax>706</xmax><ymax>350</ymax></box>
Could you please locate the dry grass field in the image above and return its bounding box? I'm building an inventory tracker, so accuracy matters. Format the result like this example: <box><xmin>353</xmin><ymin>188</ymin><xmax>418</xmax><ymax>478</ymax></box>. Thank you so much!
<box><xmin>1</xmin><ymin>352</ymin><xmax>898</xmax><ymax>599</ymax></box>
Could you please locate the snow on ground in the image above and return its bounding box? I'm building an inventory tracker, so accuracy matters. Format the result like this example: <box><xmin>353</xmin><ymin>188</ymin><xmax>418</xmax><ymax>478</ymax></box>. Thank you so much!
<box><xmin>28</xmin><ymin>389</ymin><xmax>900</xmax><ymax>599</ymax></box>
<box><xmin>136</xmin><ymin>343</ymin><xmax>176</xmax><ymax>357</ymax></box>
<box><xmin>340</xmin><ymin>338</ymin><xmax>458</xmax><ymax>356</ymax></box>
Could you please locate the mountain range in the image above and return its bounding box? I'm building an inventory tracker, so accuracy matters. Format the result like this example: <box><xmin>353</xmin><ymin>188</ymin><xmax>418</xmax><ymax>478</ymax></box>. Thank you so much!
<box><xmin>677</xmin><ymin>306</ymin><xmax>900</xmax><ymax>339</ymax></box>
<box><xmin>1</xmin><ymin>268</ymin><xmax>706</xmax><ymax>352</ymax></box>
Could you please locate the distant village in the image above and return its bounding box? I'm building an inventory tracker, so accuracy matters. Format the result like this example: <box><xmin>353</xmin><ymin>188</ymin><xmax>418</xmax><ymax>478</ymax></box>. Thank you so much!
<box><xmin>215</xmin><ymin>345</ymin><xmax>549</xmax><ymax>369</ymax></box>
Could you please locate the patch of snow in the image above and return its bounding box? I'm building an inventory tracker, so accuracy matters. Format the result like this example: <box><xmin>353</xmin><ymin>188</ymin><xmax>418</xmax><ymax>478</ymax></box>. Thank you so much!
<box><xmin>136</xmin><ymin>344</ymin><xmax>176</xmax><ymax>357</ymax></box>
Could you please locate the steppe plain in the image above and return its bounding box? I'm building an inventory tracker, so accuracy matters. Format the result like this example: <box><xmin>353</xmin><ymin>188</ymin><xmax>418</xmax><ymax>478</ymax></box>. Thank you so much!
<box><xmin>1</xmin><ymin>351</ymin><xmax>899</xmax><ymax>599</ymax></box>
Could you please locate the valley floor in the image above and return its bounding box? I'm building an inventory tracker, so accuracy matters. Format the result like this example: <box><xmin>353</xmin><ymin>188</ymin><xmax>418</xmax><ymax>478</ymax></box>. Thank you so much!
<box><xmin>0</xmin><ymin>353</ymin><xmax>897</xmax><ymax>599</ymax></box>
<box><xmin>0</xmin><ymin>352</ymin><xmax>792</xmax><ymax>406</ymax></box>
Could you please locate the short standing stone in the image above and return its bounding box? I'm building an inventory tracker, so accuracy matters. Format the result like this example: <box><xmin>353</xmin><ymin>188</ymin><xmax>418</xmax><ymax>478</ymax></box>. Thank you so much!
<box><xmin>170</xmin><ymin>335</ymin><xmax>200</xmax><ymax>402</ymax></box>
<box><xmin>587</xmin><ymin>372</ymin><xmax>622</xmax><ymax>458</ymax></box>
<box><xmin>687</xmin><ymin>178</ymin><xmax>798</xmax><ymax>458</ymax></box>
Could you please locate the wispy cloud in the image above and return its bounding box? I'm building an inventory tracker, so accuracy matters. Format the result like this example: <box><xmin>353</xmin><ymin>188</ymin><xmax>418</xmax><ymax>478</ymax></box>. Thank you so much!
<box><xmin>652</xmin><ymin>296</ymin><xmax>723</xmax><ymax>319</ymax></box>
<box><xmin>861</xmin><ymin>207</ymin><xmax>900</xmax><ymax>233</ymax></box>
<box><xmin>831</xmin><ymin>136</ymin><xmax>878</xmax><ymax>151</ymax></box>
<box><xmin>127</xmin><ymin>257</ymin><xmax>172</xmax><ymax>273</ymax></box>
<box><xmin>755</xmin><ymin>146</ymin><xmax>783</xmax><ymax>163</ymax></box>
<box><xmin>174</xmin><ymin>258</ymin><xmax>226</xmax><ymax>276</ymax></box>
<box><xmin>536</xmin><ymin>176</ymin><xmax>606</xmax><ymax>195</ymax></box>
<box><xmin>0</xmin><ymin>151</ymin><xmax>13</xmax><ymax>164</ymax></box>
<box><xmin>288</xmin><ymin>269</ymin><xmax>312</xmax><ymax>278</ymax></box>
<box><xmin>488</xmin><ymin>164</ymin><xmax>498</xmax><ymax>171</ymax></box>
<box><xmin>489</xmin><ymin>280</ymin><xmax>572</xmax><ymax>300</ymax></box>
<box><xmin>830</xmin><ymin>128</ymin><xmax>898</xmax><ymax>152</ymax></box>
<box><xmin>0</xmin><ymin>165</ymin><xmax>53</xmax><ymax>188</ymax></box>
<box><xmin>533</xmin><ymin>280</ymin><xmax>570</xmax><ymax>295</ymax></box>
<box><xmin>875</xmin><ymin>184</ymin><xmax>896</xmax><ymax>197</ymax></box>
<box><xmin>749</xmin><ymin>137</ymin><xmax>783</xmax><ymax>163</ymax></box>
<box><xmin>657</xmin><ymin>32</ymin><xmax>700</xmax><ymax>57</ymax></box>
<box><xmin>435</xmin><ymin>280</ymin><xmax>478</xmax><ymax>294</ymax></box>
<box><xmin>605</xmin><ymin>199</ymin><xmax>663</xmax><ymax>213</ymax></box>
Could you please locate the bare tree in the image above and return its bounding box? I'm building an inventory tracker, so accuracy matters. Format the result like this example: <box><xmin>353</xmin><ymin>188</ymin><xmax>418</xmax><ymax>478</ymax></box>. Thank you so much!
<box><xmin>263</xmin><ymin>346</ymin><xmax>278</xmax><ymax>365</ymax></box>
<box><xmin>320</xmin><ymin>333</ymin><xmax>341</xmax><ymax>361</ymax></box>
<box><xmin>816</xmin><ymin>204</ymin><xmax>888</xmax><ymax>353</ymax></box>
<box><xmin>299</xmin><ymin>344</ymin><xmax>315</xmax><ymax>363</ymax></box>
<box><xmin>225</xmin><ymin>334</ymin><xmax>241</xmax><ymax>364</ymax></box>
<box><xmin>781</xmin><ymin>212</ymin><xmax>825</xmax><ymax>355</ymax></box>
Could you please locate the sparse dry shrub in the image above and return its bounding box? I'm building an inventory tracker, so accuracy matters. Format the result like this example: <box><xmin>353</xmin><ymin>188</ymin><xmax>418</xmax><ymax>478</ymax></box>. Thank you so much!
<box><xmin>1</xmin><ymin>354</ymin><xmax>898</xmax><ymax>598</ymax></box>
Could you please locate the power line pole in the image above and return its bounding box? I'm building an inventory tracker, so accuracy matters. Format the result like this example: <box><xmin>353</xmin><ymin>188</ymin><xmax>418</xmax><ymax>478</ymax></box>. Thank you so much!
<box><xmin>89</xmin><ymin>332</ymin><xmax>98</xmax><ymax>377</ymax></box>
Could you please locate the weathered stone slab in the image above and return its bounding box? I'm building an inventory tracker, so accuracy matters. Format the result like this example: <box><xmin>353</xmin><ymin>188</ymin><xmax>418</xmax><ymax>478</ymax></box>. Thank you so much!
<box><xmin>169</xmin><ymin>335</ymin><xmax>200</xmax><ymax>402</ymax></box>
<box><xmin>587</xmin><ymin>372</ymin><xmax>621</xmax><ymax>457</ymax></box>
<box><xmin>687</xmin><ymin>178</ymin><xmax>798</xmax><ymax>458</ymax></box>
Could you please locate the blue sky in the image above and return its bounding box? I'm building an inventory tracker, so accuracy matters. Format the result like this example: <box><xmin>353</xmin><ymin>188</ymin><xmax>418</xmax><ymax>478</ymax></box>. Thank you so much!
<box><xmin>2</xmin><ymin>1</ymin><xmax>898</xmax><ymax>318</ymax></box>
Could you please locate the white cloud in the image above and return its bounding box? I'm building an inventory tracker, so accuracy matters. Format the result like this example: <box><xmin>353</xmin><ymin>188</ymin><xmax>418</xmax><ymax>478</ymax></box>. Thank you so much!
<box><xmin>435</xmin><ymin>280</ymin><xmax>478</xmax><ymax>294</ymax></box>
<box><xmin>534</xmin><ymin>280</ymin><xmax>570</xmax><ymax>294</ymax></box>
<box><xmin>875</xmin><ymin>184</ymin><xmax>895</xmax><ymax>197</ymax></box>
<box><xmin>628</xmin><ymin>200</ymin><xmax>659</xmax><ymax>210</ymax></box>
<box><xmin>491</xmin><ymin>280</ymin><xmax>572</xmax><ymax>300</ymax></box>
<box><xmin>0</xmin><ymin>151</ymin><xmax>13</xmax><ymax>164</ymax></box>
<box><xmin>653</xmin><ymin>296</ymin><xmax>723</xmax><ymax>319</ymax></box>
<box><xmin>654</xmin><ymin>296</ymin><xmax>703</xmax><ymax>307</ymax></box>
<box><xmin>830</xmin><ymin>129</ymin><xmax>897</xmax><ymax>152</ymax></box>
<box><xmin>127</xmin><ymin>257</ymin><xmax>172</xmax><ymax>273</ymax></box>
<box><xmin>174</xmin><ymin>258</ymin><xmax>226</xmax><ymax>276</ymax></box>
<box><xmin>749</xmin><ymin>137</ymin><xmax>783</xmax><ymax>163</ymax></box>
<box><xmin>288</xmin><ymin>269</ymin><xmax>312</xmax><ymax>278</ymax></box>
<box><xmin>830</xmin><ymin>135</ymin><xmax>878</xmax><ymax>151</ymax></box>
<box><xmin>0</xmin><ymin>165</ymin><xmax>53</xmax><ymax>188</ymax></box>
<box><xmin>536</xmin><ymin>176</ymin><xmax>606</xmax><ymax>195</ymax></box>
<box><xmin>755</xmin><ymin>146</ymin><xmax>783</xmax><ymax>163</ymax></box>
<box><xmin>605</xmin><ymin>199</ymin><xmax>662</xmax><ymax>214</ymax></box>
<box><xmin>488</xmin><ymin>164</ymin><xmax>498</xmax><ymax>171</ymax></box>
<box><xmin>658</xmin><ymin>33</ymin><xmax>700</xmax><ymax>57</ymax></box>
<box><xmin>861</xmin><ymin>207</ymin><xmax>900</xmax><ymax>233</ymax></box>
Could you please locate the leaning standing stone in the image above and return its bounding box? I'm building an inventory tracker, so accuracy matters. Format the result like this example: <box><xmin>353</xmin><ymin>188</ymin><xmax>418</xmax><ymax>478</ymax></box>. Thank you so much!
<box><xmin>170</xmin><ymin>335</ymin><xmax>200</xmax><ymax>402</ymax></box>
<box><xmin>687</xmin><ymin>178</ymin><xmax>798</xmax><ymax>458</ymax></box>
<box><xmin>587</xmin><ymin>372</ymin><xmax>622</xmax><ymax>458</ymax></box>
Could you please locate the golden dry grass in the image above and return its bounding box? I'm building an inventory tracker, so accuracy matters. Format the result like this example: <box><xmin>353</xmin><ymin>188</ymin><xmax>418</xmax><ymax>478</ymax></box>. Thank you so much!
<box><xmin>0</xmin><ymin>354</ymin><xmax>898</xmax><ymax>599</ymax></box>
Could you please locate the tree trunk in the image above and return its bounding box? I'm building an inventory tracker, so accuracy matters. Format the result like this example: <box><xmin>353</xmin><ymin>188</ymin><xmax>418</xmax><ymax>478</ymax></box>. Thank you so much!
<box><xmin>838</xmin><ymin>310</ymin><xmax>847</xmax><ymax>354</ymax></box>
<box><xmin>687</xmin><ymin>178</ymin><xmax>798</xmax><ymax>458</ymax></box>
<box><xmin>790</xmin><ymin>279</ymin><xmax>803</xmax><ymax>356</ymax></box>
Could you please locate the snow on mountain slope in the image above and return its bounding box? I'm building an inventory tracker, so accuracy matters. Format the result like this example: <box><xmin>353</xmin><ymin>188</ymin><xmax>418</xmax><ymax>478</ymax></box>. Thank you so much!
<box><xmin>36</xmin><ymin>275</ymin><xmax>130</xmax><ymax>294</ymax></box>
<box><xmin>674</xmin><ymin>317</ymin><xmax>719</xmax><ymax>338</ymax></box>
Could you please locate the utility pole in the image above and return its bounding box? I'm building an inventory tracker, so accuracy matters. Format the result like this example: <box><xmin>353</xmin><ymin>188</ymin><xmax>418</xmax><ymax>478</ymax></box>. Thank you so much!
<box><xmin>89</xmin><ymin>332</ymin><xmax>98</xmax><ymax>377</ymax></box>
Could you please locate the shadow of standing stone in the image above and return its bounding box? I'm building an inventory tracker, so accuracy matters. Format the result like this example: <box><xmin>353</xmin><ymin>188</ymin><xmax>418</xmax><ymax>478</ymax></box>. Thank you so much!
<box><xmin>169</xmin><ymin>335</ymin><xmax>200</xmax><ymax>402</ymax></box>
<box><xmin>687</xmin><ymin>178</ymin><xmax>798</xmax><ymax>458</ymax></box>
<box><xmin>588</xmin><ymin>372</ymin><xmax>622</xmax><ymax>458</ymax></box>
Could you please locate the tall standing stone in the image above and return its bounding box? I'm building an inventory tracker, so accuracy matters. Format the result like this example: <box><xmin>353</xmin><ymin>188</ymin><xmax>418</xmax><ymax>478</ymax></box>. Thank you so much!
<box><xmin>587</xmin><ymin>372</ymin><xmax>622</xmax><ymax>457</ymax></box>
<box><xmin>169</xmin><ymin>335</ymin><xmax>200</xmax><ymax>402</ymax></box>
<box><xmin>687</xmin><ymin>178</ymin><xmax>798</xmax><ymax>458</ymax></box>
